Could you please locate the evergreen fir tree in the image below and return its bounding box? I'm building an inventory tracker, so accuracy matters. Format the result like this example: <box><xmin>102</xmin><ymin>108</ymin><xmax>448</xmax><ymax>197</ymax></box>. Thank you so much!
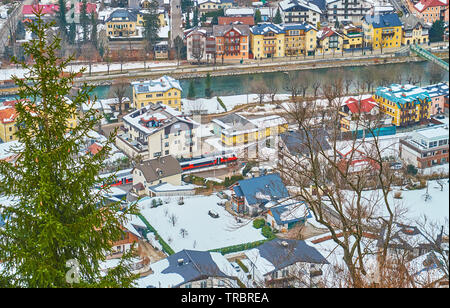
<box><xmin>205</xmin><ymin>73</ymin><xmax>212</xmax><ymax>98</ymax></box>
<box><xmin>185</xmin><ymin>8</ymin><xmax>191</xmax><ymax>29</ymax></box>
<box><xmin>254</xmin><ymin>9</ymin><xmax>262</xmax><ymax>24</ymax></box>
<box><xmin>68</xmin><ymin>22</ymin><xmax>76</xmax><ymax>44</ymax></box>
<box><xmin>429</xmin><ymin>20</ymin><xmax>445</xmax><ymax>42</ymax></box>
<box><xmin>274</xmin><ymin>8</ymin><xmax>282</xmax><ymax>24</ymax></box>
<box><xmin>193</xmin><ymin>7</ymin><xmax>199</xmax><ymax>27</ymax></box>
<box><xmin>80</xmin><ymin>0</ymin><xmax>89</xmax><ymax>43</ymax></box>
<box><xmin>57</xmin><ymin>0</ymin><xmax>67</xmax><ymax>35</ymax></box>
<box><xmin>211</xmin><ymin>15</ymin><xmax>218</xmax><ymax>25</ymax></box>
<box><xmin>0</xmin><ymin>12</ymin><xmax>138</xmax><ymax>288</ymax></box>
<box><xmin>187</xmin><ymin>80</ymin><xmax>196</xmax><ymax>99</ymax></box>
<box><xmin>90</xmin><ymin>12</ymin><xmax>98</xmax><ymax>48</ymax></box>
<box><xmin>143</xmin><ymin>0</ymin><xmax>161</xmax><ymax>47</ymax></box>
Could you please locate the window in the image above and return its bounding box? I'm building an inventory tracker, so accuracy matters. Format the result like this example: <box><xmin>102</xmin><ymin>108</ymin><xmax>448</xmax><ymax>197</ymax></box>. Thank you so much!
<box><xmin>200</xmin><ymin>281</ymin><xmax>207</xmax><ymax>288</ymax></box>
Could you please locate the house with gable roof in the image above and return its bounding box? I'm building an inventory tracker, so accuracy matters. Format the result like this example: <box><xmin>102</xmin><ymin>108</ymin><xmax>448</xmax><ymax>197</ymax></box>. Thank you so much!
<box><xmin>213</xmin><ymin>24</ymin><xmax>251</xmax><ymax>60</ymax></box>
<box><xmin>278</xmin><ymin>0</ymin><xmax>323</xmax><ymax>24</ymax></box>
<box><xmin>136</xmin><ymin>249</ymin><xmax>240</xmax><ymax>288</ymax></box>
<box><xmin>131</xmin><ymin>75</ymin><xmax>183</xmax><ymax>111</ymax></box>
<box><xmin>266</xmin><ymin>199</ymin><xmax>312</xmax><ymax>232</ymax></box>
<box><xmin>117</xmin><ymin>103</ymin><xmax>198</xmax><ymax>159</ymax></box>
<box><xmin>132</xmin><ymin>155</ymin><xmax>182</xmax><ymax>196</ymax></box>
<box><xmin>244</xmin><ymin>239</ymin><xmax>329</xmax><ymax>287</ymax></box>
<box><xmin>230</xmin><ymin>173</ymin><xmax>290</xmax><ymax>215</ymax></box>
<box><xmin>362</xmin><ymin>12</ymin><xmax>403</xmax><ymax>51</ymax></box>
<box><xmin>374</xmin><ymin>84</ymin><xmax>432</xmax><ymax>127</ymax></box>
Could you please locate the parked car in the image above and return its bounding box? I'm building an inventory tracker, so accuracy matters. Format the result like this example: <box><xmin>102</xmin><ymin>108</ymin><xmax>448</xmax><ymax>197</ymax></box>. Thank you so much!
<box><xmin>208</xmin><ymin>210</ymin><xmax>219</xmax><ymax>218</ymax></box>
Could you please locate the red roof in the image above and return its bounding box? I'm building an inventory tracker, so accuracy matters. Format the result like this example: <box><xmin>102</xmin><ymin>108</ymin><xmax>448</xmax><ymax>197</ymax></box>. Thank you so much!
<box><xmin>0</xmin><ymin>107</ymin><xmax>18</xmax><ymax>124</ymax></box>
<box><xmin>414</xmin><ymin>0</ymin><xmax>448</xmax><ymax>13</ymax></box>
<box><xmin>22</xmin><ymin>3</ymin><xmax>96</xmax><ymax>16</ymax></box>
<box><xmin>87</xmin><ymin>143</ymin><xmax>103</xmax><ymax>155</ymax></box>
<box><xmin>319</xmin><ymin>27</ymin><xmax>341</xmax><ymax>40</ymax></box>
<box><xmin>76</xmin><ymin>2</ymin><xmax>97</xmax><ymax>14</ymax></box>
<box><xmin>343</xmin><ymin>97</ymin><xmax>378</xmax><ymax>114</ymax></box>
<box><xmin>22</xmin><ymin>4</ymin><xmax>59</xmax><ymax>16</ymax></box>
<box><xmin>218</xmin><ymin>16</ymin><xmax>255</xmax><ymax>26</ymax></box>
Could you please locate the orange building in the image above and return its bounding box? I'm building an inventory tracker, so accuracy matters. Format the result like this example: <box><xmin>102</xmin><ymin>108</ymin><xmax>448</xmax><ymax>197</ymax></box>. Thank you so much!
<box><xmin>213</xmin><ymin>24</ymin><xmax>251</xmax><ymax>60</ymax></box>
<box><xmin>408</xmin><ymin>0</ymin><xmax>449</xmax><ymax>24</ymax></box>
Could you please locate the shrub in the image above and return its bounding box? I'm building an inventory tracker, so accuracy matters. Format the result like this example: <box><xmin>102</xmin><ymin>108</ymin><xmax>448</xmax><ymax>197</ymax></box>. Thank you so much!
<box><xmin>262</xmin><ymin>225</ymin><xmax>274</xmax><ymax>239</ymax></box>
<box><xmin>406</xmin><ymin>164</ymin><xmax>418</xmax><ymax>176</ymax></box>
<box><xmin>253</xmin><ymin>218</ymin><xmax>265</xmax><ymax>229</ymax></box>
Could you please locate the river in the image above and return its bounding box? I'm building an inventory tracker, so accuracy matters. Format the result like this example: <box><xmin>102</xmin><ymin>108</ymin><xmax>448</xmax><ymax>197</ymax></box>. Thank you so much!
<box><xmin>1</xmin><ymin>60</ymin><xmax>448</xmax><ymax>102</ymax></box>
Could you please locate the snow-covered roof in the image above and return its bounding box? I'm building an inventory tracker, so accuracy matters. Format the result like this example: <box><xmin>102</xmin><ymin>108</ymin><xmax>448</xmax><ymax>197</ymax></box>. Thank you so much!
<box><xmin>136</xmin><ymin>250</ymin><xmax>239</xmax><ymax>288</ymax></box>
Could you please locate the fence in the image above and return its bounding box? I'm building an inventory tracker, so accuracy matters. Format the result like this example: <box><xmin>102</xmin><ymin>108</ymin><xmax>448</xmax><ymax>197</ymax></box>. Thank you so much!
<box><xmin>355</xmin><ymin>126</ymin><xmax>397</xmax><ymax>139</ymax></box>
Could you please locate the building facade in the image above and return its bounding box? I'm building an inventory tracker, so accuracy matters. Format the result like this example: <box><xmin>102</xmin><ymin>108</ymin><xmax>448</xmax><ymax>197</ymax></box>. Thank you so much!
<box><xmin>132</xmin><ymin>76</ymin><xmax>183</xmax><ymax>111</ymax></box>
<box><xmin>374</xmin><ymin>84</ymin><xmax>432</xmax><ymax>127</ymax></box>
<box><xmin>284</xmin><ymin>23</ymin><xmax>317</xmax><ymax>56</ymax></box>
<box><xmin>117</xmin><ymin>104</ymin><xmax>197</xmax><ymax>160</ymax></box>
<box><xmin>214</xmin><ymin>24</ymin><xmax>251</xmax><ymax>60</ymax></box>
<box><xmin>400</xmin><ymin>125</ymin><xmax>449</xmax><ymax>169</ymax></box>
<box><xmin>279</xmin><ymin>0</ymin><xmax>323</xmax><ymax>25</ymax></box>
<box><xmin>250</xmin><ymin>23</ymin><xmax>286</xmax><ymax>59</ymax></box>
<box><xmin>362</xmin><ymin>13</ymin><xmax>403</xmax><ymax>51</ymax></box>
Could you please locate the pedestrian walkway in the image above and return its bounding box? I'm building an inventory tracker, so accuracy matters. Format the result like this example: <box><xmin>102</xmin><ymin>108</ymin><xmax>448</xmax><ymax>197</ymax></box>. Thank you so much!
<box><xmin>410</xmin><ymin>44</ymin><xmax>449</xmax><ymax>71</ymax></box>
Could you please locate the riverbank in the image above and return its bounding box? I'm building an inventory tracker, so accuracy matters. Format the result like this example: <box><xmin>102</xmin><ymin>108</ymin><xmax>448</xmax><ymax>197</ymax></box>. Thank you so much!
<box><xmin>0</xmin><ymin>48</ymin><xmax>448</xmax><ymax>99</ymax></box>
<box><xmin>76</xmin><ymin>50</ymin><xmax>449</xmax><ymax>86</ymax></box>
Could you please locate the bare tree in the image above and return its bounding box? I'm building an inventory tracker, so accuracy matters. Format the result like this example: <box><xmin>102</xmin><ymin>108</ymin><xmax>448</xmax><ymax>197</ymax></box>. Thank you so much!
<box><xmin>277</xmin><ymin>79</ymin><xmax>400</xmax><ymax>287</ymax></box>
<box><xmin>118</xmin><ymin>48</ymin><xmax>126</xmax><ymax>73</ymax></box>
<box><xmin>251</xmin><ymin>80</ymin><xmax>269</xmax><ymax>105</ymax></box>
<box><xmin>169</xmin><ymin>214</ymin><xmax>178</xmax><ymax>227</ymax></box>
<box><xmin>180</xmin><ymin>228</ymin><xmax>188</xmax><ymax>238</ymax></box>
<box><xmin>108</xmin><ymin>77</ymin><xmax>129</xmax><ymax>115</ymax></box>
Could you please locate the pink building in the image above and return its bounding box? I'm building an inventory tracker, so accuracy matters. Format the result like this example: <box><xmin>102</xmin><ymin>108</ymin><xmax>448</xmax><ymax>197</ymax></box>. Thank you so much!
<box><xmin>422</xmin><ymin>83</ymin><xmax>449</xmax><ymax>115</ymax></box>
<box><xmin>408</xmin><ymin>0</ymin><xmax>449</xmax><ymax>24</ymax></box>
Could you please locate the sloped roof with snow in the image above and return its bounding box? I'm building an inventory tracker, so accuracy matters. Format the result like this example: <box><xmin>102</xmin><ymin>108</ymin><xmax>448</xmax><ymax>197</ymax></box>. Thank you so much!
<box><xmin>245</xmin><ymin>239</ymin><xmax>329</xmax><ymax>277</ymax></box>
<box><xmin>414</xmin><ymin>0</ymin><xmax>448</xmax><ymax>13</ymax></box>
<box><xmin>233</xmin><ymin>173</ymin><xmax>289</xmax><ymax>206</ymax></box>
<box><xmin>137</xmin><ymin>249</ymin><xmax>239</xmax><ymax>288</ymax></box>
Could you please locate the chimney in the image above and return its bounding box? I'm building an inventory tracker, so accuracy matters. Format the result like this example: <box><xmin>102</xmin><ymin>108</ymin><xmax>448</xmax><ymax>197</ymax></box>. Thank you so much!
<box><xmin>177</xmin><ymin>258</ymin><xmax>184</xmax><ymax>266</ymax></box>
<box><xmin>281</xmin><ymin>241</ymin><xmax>289</xmax><ymax>247</ymax></box>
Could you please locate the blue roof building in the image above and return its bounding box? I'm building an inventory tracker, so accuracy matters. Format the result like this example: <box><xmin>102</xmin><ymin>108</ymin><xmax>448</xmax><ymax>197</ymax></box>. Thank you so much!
<box><xmin>136</xmin><ymin>249</ymin><xmax>240</xmax><ymax>288</ymax></box>
<box><xmin>230</xmin><ymin>173</ymin><xmax>289</xmax><ymax>215</ymax></box>
<box><xmin>244</xmin><ymin>239</ymin><xmax>329</xmax><ymax>287</ymax></box>
<box><xmin>362</xmin><ymin>12</ymin><xmax>402</xmax><ymax>29</ymax></box>
<box><xmin>266</xmin><ymin>199</ymin><xmax>312</xmax><ymax>232</ymax></box>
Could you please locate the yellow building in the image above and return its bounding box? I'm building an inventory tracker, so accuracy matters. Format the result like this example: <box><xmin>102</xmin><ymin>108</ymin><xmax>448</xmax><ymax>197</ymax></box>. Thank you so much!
<box><xmin>317</xmin><ymin>27</ymin><xmax>344</xmax><ymax>55</ymax></box>
<box><xmin>342</xmin><ymin>25</ymin><xmax>364</xmax><ymax>50</ymax></box>
<box><xmin>362</xmin><ymin>13</ymin><xmax>403</xmax><ymax>51</ymax></box>
<box><xmin>401</xmin><ymin>15</ymin><xmax>429</xmax><ymax>46</ymax></box>
<box><xmin>198</xmin><ymin>0</ymin><xmax>234</xmax><ymax>14</ymax></box>
<box><xmin>250</xmin><ymin>23</ymin><xmax>286</xmax><ymax>59</ymax></box>
<box><xmin>0</xmin><ymin>107</ymin><xmax>18</xmax><ymax>143</ymax></box>
<box><xmin>283</xmin><ymin>23</ymin><xmax>317</xmax><ymax>57</ymax></box>
<box><xmin>106</xmin><ymin>9</ymin><xmax>142</xmax><ymax>38</ymax></box>
<box><xmin>0</xmin><ymin>98</ymin><xmax>77</xmax><ymax>143</ymax></box>
<box><xmin>374</xmin><ymin>84</ymin><xmax>432</xmax><ymax>127</ymax></box>
<box><xmin>132</xmin><ymin>76</ymin><xmax>183</xmax><ymax>111</ymax></box>
<box><xmin>212</xmin><ymin>114</ymin><xmax>288</xmax><ymax>147</ymax></box>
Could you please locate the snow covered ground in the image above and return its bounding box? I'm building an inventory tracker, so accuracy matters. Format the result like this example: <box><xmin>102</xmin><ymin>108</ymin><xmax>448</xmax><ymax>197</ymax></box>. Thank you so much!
<box><xmin>346</xmin><ymin>179</ymin><xmax>449</xmax><ymax>226</ymax></box>
<box><xmin>0</xmin><ymin>61</ymin><xmax>178</xmax><ymax>81</ymax></box>
<box><xmin>137</xmin><ymin>195</ymin><xmax>266</xmax><ymax>252</ymax></box>
<box><xmin>182</xmin><ymin>94</ymin><xmax>291</xmax><ymax>115</ymax></box>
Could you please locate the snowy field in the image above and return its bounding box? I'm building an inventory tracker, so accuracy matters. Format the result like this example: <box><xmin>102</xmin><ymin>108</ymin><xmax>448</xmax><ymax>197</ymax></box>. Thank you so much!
<box><xmin>137</xmin><ymin>195</ymin><xmax>266</xmax><ymax>252</ymax></box>
<box><xmin>0</xmin><ymin>61</ymin><xmax>178</xmax><ymax>81</ymax></box>
<box><xmin>347</xmin><ymin>179</ymin><xmax>449</xmax><ymax>226</ymax></box>
<box><xmin>182</xmin><ymin>94</ymin><xmax>291</xmax><ymax>115</ymax></box>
